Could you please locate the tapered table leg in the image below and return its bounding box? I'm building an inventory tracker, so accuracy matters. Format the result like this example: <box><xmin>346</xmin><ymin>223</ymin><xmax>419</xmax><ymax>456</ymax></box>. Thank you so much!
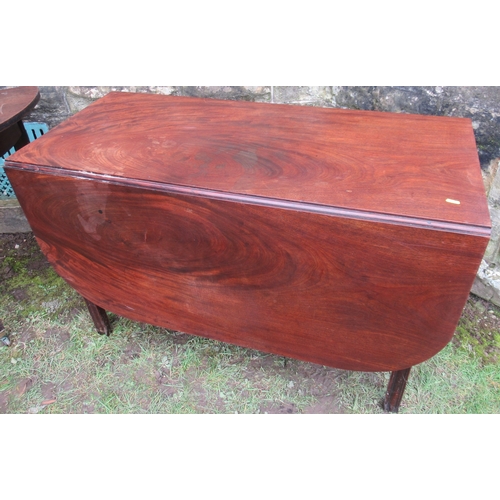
<box><xmin>84</xmin><ymin>298</ymin><xmax>112</xmax><ymax>336</ymax></box>
<box><xmin>384</xmin><ymin>367</ymin><xmax>411</xmax><ymax>413</ymax></box>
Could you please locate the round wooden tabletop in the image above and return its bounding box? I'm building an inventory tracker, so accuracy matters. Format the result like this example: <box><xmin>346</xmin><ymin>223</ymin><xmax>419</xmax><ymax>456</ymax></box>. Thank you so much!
<box><xmin>0</xmin><ymin>86</ymin><xmax>40</xmax><ymax>132</ymax></box>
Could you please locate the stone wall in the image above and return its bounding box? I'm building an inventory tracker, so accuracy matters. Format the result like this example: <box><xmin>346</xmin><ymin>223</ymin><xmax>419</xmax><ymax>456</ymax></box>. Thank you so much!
<box><xmin>4</xmin><ymin>86</ymin><xmax>500</xmax><ymax>303</ymax></box>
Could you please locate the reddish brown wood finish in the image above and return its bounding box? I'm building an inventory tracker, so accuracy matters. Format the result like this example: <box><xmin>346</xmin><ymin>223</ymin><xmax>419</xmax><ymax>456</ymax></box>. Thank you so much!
<box><xmin>9</xmin><ymin>92</ymin><xmax>490</xmax><ymax>228</ymax></box>
<box><xmin>3</xmin><ymin>92</ymin><xmax>491</xmax><ymax>408</ymax></box>
<box><xmin>5</xmin><ymin>167</ymin><xmax>489</xmax><ymax>371</ymax></box>
<box><xmin>384</xmin><ymin>367</ymin><xmax>412</xmax><ymax>413</ymax></box>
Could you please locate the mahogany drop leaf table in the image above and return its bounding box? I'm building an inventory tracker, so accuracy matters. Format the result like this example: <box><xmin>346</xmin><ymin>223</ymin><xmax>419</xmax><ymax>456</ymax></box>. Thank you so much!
<box><xmin>4</xmin><ymin>92</ymin><xmax>491</xmax><ymax>412</ymax></box>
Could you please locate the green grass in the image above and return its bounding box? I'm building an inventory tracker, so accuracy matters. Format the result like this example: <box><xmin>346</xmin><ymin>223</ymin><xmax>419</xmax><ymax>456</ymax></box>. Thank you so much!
<box><xmin>334</xmin><ymin>344</ymin><xmax>500</xmax><ymax>413</ymax></box>
<box><xmin>1</xmin><ymin>233</ymin><xmax>500</xmax><ymax>414</ymax></box>
<box><xmin>0</xmin><ymin>307</ymin><xmax>316</xmax><ymax>414</ymax></box>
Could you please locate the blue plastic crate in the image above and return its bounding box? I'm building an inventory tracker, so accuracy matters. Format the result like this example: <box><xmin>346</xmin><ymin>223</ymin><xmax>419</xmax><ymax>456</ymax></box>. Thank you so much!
<box><xmin>0</xmin><ymin>122</ymin><xmax>49</xmax><ymax>198</ymax></box>
<box><xmin>24</xmin><ymin>121</ymin><xmax>49</xmax><ymax>143</ymax></box>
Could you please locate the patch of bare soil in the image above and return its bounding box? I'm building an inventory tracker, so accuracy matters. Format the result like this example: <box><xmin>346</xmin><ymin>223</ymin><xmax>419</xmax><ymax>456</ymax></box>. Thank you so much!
<box><xmin>0</xmin><ymin>232</ymin><xmax>51</xmax><ymax>321</ymax></box>
<box><xmin>261</xmin><ymin>401</ymin><xmax>298</xmax><ymax>414</ymax></box>
<box><xmin>15</xmin><ymin>326</ymin><xmax>38</xmax><ymax>346</ymax></box>
<box><xmin>42</xmin><ymin>327</ymin><xmax>71</xmax><ymax>346</ymax></box>
<box><xmin>120</xmin><ymin>338</ymin><xmax>142</xmax><ymax>364</ymax></box>
<box><xmin>226</xmin><ymin>354</ymin><xmax>346</xmax><ymax>414</ymax></box>
<box><xmin>41</xmin><ymin>382</ymin><xmax>57</xmax><ymax>401</ymax></box>
<box><xmin>0</xmin><ymin>391</ymin><xmax>9</xmax><ymax>413</ymax></box>
<box><xmin>0</xmin><ymin>232</ymin><xmax>49</xmax><ymax>270</ymax></box>
<box><xmin>15</xmin><ymin>377</ymin><xmax>34</xmax><ymax>397</ymax></box>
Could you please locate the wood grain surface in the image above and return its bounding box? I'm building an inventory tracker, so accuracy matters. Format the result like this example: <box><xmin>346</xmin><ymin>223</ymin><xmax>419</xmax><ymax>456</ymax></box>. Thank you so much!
<box><xmin>6</xmin><ymin>168</ymin><xmax>489</xmax><ymax>371</ymax></box>
<box><xmin>7</xmin><ymin>92</ymin><xmax>490</xmax><ymax>229</ymax></box>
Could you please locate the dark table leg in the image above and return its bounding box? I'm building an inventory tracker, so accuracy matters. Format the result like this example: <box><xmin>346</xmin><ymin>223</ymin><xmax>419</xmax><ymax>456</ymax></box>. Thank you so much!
<box><xmin>84</xmin><ymin>298</ymin><xmax>112</xmax><ymax>336</ymax></box>
<box><xmin>13</xmin><ymin>121</ymin><xmax>31</xmax><ymax>150</ymax></box>
<box><xmin>0</xmin><ymin>121</ymin><xmax>30</xmax><ymax>157</ymax></box>
<box><xmin>384</xmin><ymin>367</ymin><xmax>411</xmax><ymax>413</ymax></box>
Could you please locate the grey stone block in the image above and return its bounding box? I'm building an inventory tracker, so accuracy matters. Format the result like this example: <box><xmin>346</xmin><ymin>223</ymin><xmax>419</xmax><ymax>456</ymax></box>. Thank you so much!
<box><xmin>484</xmin><ymin>207</ymin><xmax>500</xmax><ymax>263</ymax></box>
<box><xmin>273</xmin><ymin>86</ymin><xmax>338</xmax><ymax>107</ymax></box>
<box><xmin>174</xmin><ymin>86</ymin><xmax>271</xmax><ymax>102</ymax></box>
<box><xmin>471</xmin><ymin>260</ymin><xmax>500</xmax><ymax>307</ymax></box>
<box><xmin>0</xmin><ymin>199</ymin><xmax>31</xmax><ymax>233</ymax></box>
<box><xmin>335</xmin><ymin>86</ymin><xmax>500</xmax><ymax>169</ymax></box>
<box><xmin>24</xmin><ymin>86</ymin><xmax>71</xmax><ymax>129</ymax></box>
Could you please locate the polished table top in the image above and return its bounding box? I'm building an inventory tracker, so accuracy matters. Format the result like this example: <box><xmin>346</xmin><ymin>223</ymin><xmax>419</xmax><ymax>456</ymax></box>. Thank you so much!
<box><xmin>8</xmin><ymin>91</ymin><xmax>490</xmax><ymax>231</ymax></box>
<box><xmin>0</xmin><ymin>86</ymin><xmax>40</xmax><ymax>132</ymax></box>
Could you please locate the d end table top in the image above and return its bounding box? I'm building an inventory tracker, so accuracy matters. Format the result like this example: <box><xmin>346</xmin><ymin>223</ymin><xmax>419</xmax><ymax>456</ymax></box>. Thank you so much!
<box><xmin>0</xmin><ymin>86</ymin><xmax>40</xmax><ymax>132</ymax></box>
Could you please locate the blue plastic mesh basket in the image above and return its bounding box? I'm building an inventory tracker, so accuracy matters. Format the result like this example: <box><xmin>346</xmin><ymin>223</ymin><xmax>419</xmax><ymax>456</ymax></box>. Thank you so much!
<box><xmin>0</xmin><ymin>122</ymin><xmax>49</xmax><ymax>198</ymax></box>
